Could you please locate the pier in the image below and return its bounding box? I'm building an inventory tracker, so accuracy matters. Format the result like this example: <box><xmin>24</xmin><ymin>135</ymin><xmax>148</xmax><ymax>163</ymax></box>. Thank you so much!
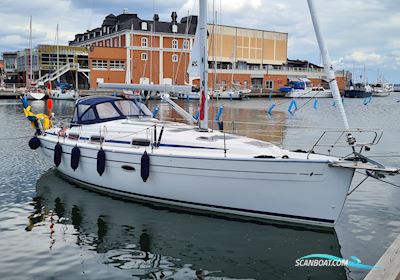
<box><xmin>365</xmin><ymin>234</ymin><xmax>400</xmax><ymax>280</ymax></box>
<box><xmin>0</xmin><ymin>89</ymin><xmax>122</xmax><ymax>99</ymax></box>
<box><xmin>0</xmin><ymin>89</ymin><xmax>285</xmax><ymax>99</ymax></box>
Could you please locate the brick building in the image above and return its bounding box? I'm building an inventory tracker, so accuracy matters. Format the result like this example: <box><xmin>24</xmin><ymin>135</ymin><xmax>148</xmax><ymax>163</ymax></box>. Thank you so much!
<box><xmin>70</xmin><ymin>9</ymin><xmax>349</xmax><ymax>93</ymax></box>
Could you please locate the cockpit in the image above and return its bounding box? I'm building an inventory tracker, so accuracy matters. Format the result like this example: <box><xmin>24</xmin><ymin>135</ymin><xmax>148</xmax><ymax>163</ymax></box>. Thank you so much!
<box><xmin>71</xmin><ymin>96</ymin><xmax>153</xmax><ymax>125</ymax></box>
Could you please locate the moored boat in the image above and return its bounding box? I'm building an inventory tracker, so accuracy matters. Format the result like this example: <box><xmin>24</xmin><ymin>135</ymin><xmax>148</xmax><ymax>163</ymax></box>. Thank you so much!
<box><xmin>20</xmin><ymin>0</ymin><xmax>399</xmax><ymax>229</ymax></box>
<box><xmin>211</xmin><ymin>89</ymin><xmax>243</xmax><ymax>100</ymax></box>
<box><xmin>22</xmin><ymin>87</ymin><xmax>46</xmax><ymax>100</ymax></box>
<box><xmin>371</xmin><ymin>81</ymin><xmax>393</xmax><ymax>97</ymax></box>
<box><xmin>34</xmin><ymin>95</ymin><xmax>357</xmax><ymax>227</ymax></box>
<box><xmin>280</xmin><ymin>79</ymin><xmax>332</xmax><ymax>98</ymax></box>
<box><xmin>344</xmin><ymin>83</ymin><xmax>372</xmax><ymax>98</ymax></box>
<box><xmin>49</xmin><ymin>88</ymin><xmax>78</xmax><ymax>100</ymax></box>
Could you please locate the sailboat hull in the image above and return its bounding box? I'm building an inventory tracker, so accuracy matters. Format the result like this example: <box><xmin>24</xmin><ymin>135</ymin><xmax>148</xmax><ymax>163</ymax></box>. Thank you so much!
<box><xmin>50</xmin><ymin>89</ymin><xmax>79</xmax><ymax>100</ymax></box>
<box><xmin>284</xmin><ymin>89</ymin><xmax>333</xmax><ymax>98</ymax></box>
<box><xmin>39</xmin><ymin>138</ymin><xmax>354</xmax><ymax>227</ymax></box>
<box><xmin>23</xmin><ymin>91</ymin><xmax>46</xmax><ymax>100</ymax></box>
<box><xmin>211</xmin><ymin>90</ymin><xmax>243</xmax><ymax>100</ymax></box>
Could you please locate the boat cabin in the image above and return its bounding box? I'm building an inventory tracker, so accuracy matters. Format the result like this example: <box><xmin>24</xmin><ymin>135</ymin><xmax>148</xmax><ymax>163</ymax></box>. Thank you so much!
<box><xmin>71</xmin><ymin>96</ymin><xmax>152</xmax><ymax>125</ymax></box>
<box><xmin>279</xmin><ymin>78</ymin><xmax>312</xmax><ymax>92</ymax></box>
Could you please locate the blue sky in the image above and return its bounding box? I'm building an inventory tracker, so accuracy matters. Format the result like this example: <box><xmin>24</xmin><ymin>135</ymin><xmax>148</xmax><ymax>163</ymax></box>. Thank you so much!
<box><xmin>1</xmin><ymin>0</ymin><xmax>399</xmax><ymax>82</ymax></box>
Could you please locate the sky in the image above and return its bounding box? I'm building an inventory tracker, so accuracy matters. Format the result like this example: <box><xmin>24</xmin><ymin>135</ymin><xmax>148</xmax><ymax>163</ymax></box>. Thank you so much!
<box><xmin>0</xmin><ymin>0</ymin><xmax>399</xmax><ymax>82</ymax></box>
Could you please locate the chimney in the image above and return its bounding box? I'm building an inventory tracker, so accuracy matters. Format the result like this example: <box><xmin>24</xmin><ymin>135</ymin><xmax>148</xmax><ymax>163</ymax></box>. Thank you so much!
<box><xmin>171</xmin><ymin>11</ymin><xmax>177</xmax><ymax>23</ymax></box>
<box><xmin>123</xmin><ymin>8</ymin><xmax>129</xmax><ymax>14</ymax></box>
<box><xmin>153</xmin><ymin>14</ymin><xmax>159</xmax><ymax>22</ymax></box>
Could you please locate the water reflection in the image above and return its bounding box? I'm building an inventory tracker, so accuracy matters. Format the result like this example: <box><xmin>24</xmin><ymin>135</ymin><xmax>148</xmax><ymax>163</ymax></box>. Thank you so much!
<box><xmin>30</xmin><ymin>170</ymin><xmax>348</xmax><ymax>279</ymax></box>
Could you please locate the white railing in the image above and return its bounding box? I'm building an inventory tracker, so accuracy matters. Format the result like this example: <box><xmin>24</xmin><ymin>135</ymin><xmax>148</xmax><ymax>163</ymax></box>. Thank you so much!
<box><xmin>35</xmin><ymin>63</ymin><xmax>80</xmax><ymax>85</ymax></box>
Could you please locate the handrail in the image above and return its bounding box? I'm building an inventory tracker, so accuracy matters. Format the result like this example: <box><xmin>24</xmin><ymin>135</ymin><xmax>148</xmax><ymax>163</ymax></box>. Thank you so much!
<box><xmin>34</xmin><ymin>63</ymin><xmax>80</xmax><ymax>84</ymax></box>
<box><xmin>307</xmin><ymin>129</ymin><xmax>383</xmax><ymax>159</ymax></box>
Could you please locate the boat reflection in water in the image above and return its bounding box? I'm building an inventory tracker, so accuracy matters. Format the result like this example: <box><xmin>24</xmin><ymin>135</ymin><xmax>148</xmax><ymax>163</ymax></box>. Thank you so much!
<box><xmin>31</xmin><ymin>170</ymin><xmax>347</xmax><ymax>279</ymax></box>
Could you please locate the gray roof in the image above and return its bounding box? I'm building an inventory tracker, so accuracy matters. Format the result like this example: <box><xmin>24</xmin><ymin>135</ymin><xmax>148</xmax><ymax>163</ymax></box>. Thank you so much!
<box><xmin>70</xmin><ymin>12</ymin><xmax>197</xmax><ymax>45</ymax></box>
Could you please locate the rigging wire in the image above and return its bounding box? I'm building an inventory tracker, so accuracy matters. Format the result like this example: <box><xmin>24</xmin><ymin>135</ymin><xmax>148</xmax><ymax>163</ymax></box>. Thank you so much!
<box><xmin>355</xmin><ymin>170</ymin><xmax>400</xmax><ymax>188</ymax></box>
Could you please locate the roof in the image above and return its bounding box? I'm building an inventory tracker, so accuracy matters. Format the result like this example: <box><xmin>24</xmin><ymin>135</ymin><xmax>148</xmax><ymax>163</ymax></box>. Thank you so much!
<box><xmin>77</xmin><ymin>95</ymin><xmax>122</xmax><ymax>106</ymax></box>
<box><xmin>70</xmin><ymin>12</ymin><xmax>198</xmax><ymax>45</ymax></box>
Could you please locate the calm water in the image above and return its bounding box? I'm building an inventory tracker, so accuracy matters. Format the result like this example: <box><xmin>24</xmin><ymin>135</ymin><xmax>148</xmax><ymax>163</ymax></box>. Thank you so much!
<box><xmin>0</xmin><ymin>95</ymin><xmax>399</xmax><ymax>280</ymax></box>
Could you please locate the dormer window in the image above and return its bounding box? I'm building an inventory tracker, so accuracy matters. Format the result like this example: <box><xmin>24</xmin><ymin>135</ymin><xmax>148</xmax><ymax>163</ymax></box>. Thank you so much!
<box><xmin>172</xmin><ymin>39</ymin><xmax>178</xmax><ymax>49</ymax></box>
<box><xmin>141</xmin><ymin>37</ymin><xmax>148</xmax><ymax>48</ymax></box>
<box><xmin>172</xmin><ymin>24</ymin><xmax>178</xmax><ymax>33</ymax></box>
<box><xmin>103</xmin><ymin>26</ymin><xmax>106</xmax><ymax>33</ymax></box>
<box><xmin>141</xmin><ymin>22</ymin><xmax>148</xmax><ymax>31</ymax></box>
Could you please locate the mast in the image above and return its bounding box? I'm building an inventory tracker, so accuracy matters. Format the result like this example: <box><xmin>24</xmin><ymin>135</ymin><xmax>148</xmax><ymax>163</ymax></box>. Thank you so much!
<box><xmin>199</xmin><ymin>0</ymin><xmax>209</xmax><ymax>130</ymax></box>
<box><xmin>29</xmin><ymin>16</ymin><xmax>33</xmax><ymax>86</ymax></box>
<box><xmin>56</xmin><ymin>24</ymin><xmax>60</xmax><ymax>82</ymax></box>
<box><xmin>307</xmin><ymin>0</ymin><xmax>349</xmax><ymax>130</ymax></box>
<box><xmin>213</xmin><ymin>7</ymin><xmax>217</xmax><ymax>94</ymax></box>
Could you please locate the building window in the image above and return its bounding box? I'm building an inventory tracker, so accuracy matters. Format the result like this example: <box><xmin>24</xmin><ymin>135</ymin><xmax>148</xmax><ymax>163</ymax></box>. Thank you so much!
<box><xmin>265</xmin><ymin>80</ymin><xmax>274</xmax><ymax>89</ymax></box>
<box><xmin>106</xmin><ymin>40</ymin><xmax>110</xmax><ymax>47</ymax></box>
<box><xmin>172</xmin><ymin>39</ymin><xmax>178</xmax><ymax>49</ymax></box>
<box><xmin>172</xmin><ymin>54</ymin><xmax>178</xmax><ymax>63</ymax></box>
<box><xmin>183</xmin><ymin>40</ymin><xmax>189</xmax><ymax>50</ymax></box>
<box><xmin>141</xmin><ymin>53</ymin><xmax>148</xmax><ymax>61</ymax></box>
<box><xmin>92</xmin><ymin>60</ymin><xmax>108</xmax><ymax>70</ymax></box>
<box><xmin>141</xmin><ymin>37</ymin><xmax>148</xmax><ymax>48</ymax></box>
<box><xmin>110</xmin><ymin>60</ymin><xmax>125</xmax><ymax>70</ymax></box>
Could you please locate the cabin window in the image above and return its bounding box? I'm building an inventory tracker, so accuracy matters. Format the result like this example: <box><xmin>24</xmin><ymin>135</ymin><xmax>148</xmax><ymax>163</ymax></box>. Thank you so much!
<box><xmin>81</xmin><ymin>108</ymin><xmax>96</xmax><ymax>121</ymax></box>
<box><xmin>68</xmin><ymin>133</ymin><xmax>80</xmax><ymax>140</ymax></box>
<box><xmin>96</xmin><ymin>102</ymin><xmax>120</xmax><ymax>119</ymax></box>
<box><xmin>115</xmin><ymin>100</ymin><xmax>151</xmax><ymax>116</ymax></box>
<box><xmin>141</xmin><ymin>53</ymin><xmax>148</xmax><ymax>61</ymax></box>
<box><xmin>172</xmin><ymin>54</ymin><xmax>178</xmax><ymax>62</ymax></box>
<box><xmin>172</xmin><ymin>39</ymin><xmax>178</xmax><ymax>49</ymax></box>
<box><xmin>141</xmin><ymin>37</ymin><xmax>148</xmax><ymax>48</ymax></box>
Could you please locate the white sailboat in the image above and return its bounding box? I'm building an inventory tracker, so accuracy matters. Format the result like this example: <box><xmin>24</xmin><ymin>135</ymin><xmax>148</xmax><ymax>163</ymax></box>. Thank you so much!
<box><xmin>49</xmin><ymin>24</ymin><xmax>79</xmax><ymax>100</ymax></box>
<box><xmin>23</xmin><ymin>16</ymin><xmax>46</xmax><ymax>101</ymax></box>
<box><xmin>24</xmin><ymin>0</ymin><xmax>398</xmax><ymax>228</ymax></box>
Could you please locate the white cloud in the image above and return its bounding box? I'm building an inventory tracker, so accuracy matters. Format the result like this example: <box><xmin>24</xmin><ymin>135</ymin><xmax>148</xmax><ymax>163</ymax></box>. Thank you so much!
<box><xmin>346</xmin><ymin>51</ymin><xmax>382</xmax><ymax>64</ymax></box>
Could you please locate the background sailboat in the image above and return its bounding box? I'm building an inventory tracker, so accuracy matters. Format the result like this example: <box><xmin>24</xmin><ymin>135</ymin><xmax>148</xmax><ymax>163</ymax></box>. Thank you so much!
<box><xmin>49</xmin><ymin>24</ymin><xmax>79</xmax><ymax>100</ymax></box>
<box><xmin>23</xmin><ymin>16</ymin><xmax>46</xmax><ymax>100</ymax></box>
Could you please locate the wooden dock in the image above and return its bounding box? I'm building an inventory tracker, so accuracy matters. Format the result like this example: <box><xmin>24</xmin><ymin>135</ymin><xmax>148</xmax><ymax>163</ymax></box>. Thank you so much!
<box><xmin>364</xmin><ymin>234</ymin><xmax>400</xmax><ymax>280</ymax></box>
